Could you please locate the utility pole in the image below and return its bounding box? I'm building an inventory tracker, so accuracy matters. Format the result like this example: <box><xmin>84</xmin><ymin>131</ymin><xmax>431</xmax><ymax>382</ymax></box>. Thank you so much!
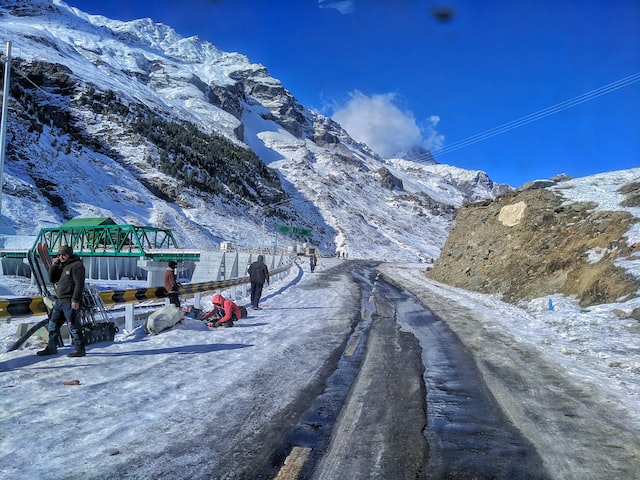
<box><xmin>0</xmin><ymin>41</ymin><xmax>11</xmax><ymax>232</ymax></box>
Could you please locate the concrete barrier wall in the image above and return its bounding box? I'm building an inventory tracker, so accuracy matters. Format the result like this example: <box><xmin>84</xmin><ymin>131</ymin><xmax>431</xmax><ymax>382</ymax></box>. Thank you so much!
<box><xmin>2</xmin><ymin>252</ymin><xmax>285</xmax><ymax>286</ymax></box>
<box><xmin>84</xmin><ymin>257</ymin><xmax>148</xmax><ymax>281</ymax></box>
<box><xmin>0</xmin><ymin>258</ymin><xmax>31</xmax><ymax>277</ymax></box>
<box><xmin>191</xmin><ymin>252</ymin><xmax>288</xmax><ymax>283</ymax></box>
<box><xmin>2</xmin><ymin>256</ymin><xmax>197</xmax><ymax>288</ymax></box>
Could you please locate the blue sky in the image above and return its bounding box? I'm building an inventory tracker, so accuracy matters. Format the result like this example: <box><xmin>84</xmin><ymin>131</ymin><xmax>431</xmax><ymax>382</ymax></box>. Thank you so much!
<box><xmin>66</xmin><ymin>0</ymin><xmax>639</xmax><ymax>187</ymax></box>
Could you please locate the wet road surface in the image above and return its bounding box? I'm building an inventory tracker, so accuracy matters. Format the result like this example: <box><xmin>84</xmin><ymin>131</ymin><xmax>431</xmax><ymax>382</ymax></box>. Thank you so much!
<box><xmin>375</xmin><ymin>274</ymin><xmax>549</xmax><ymax>479</ymax></box>
<box><xmin>266</xmin><ymin>264</ymin><xmax>549</xmax><ymax>479</ymax></box>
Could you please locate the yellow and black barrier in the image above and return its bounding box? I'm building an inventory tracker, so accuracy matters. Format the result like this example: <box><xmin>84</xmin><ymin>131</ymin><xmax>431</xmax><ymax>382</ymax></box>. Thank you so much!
<box><xmin>0</xmin><ymin>277</ymin><xmax>252</xmax><ymax>319</ymax></box>
<box><xmin>0</xmin><ymin>297</ymin><xmax>50</xmax><ymax>318</ymax></box>
<box><xmin>0</xmin><ymin>263</ymin><xmax>292</xmax><ymax>320</ymax></box>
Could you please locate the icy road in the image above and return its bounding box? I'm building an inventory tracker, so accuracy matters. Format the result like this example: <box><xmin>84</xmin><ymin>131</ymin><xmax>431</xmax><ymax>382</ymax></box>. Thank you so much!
<box><xmin>1</xmin><ymin>259</ymin><xmax>639</xmax><ymax>479</ymax></box>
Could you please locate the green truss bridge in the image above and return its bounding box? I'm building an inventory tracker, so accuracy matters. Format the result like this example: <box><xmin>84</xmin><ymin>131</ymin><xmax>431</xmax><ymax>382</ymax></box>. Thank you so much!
<box><xmin>19</xmin><ymin>217</ymin><xmax>199</xmax><ymax>261</ymax></box>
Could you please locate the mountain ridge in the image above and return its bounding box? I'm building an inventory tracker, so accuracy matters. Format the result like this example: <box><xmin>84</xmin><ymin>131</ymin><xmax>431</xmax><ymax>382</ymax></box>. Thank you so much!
<box><xmin>1</xmin><ymin>0</ymin><xmax>505</xmax><ymax>262</ymax></box>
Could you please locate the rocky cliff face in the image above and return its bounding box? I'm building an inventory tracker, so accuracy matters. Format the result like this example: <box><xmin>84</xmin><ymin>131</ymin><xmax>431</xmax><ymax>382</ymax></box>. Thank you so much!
<box><xmin>428</xmin><ymin>176</ymin><xmax>640</xmax><ymax>306</ymax></box>
<box><xmin>0</xmin><ymin>0</ymin><xmax>509</xmax><ymax>261</ymax></box>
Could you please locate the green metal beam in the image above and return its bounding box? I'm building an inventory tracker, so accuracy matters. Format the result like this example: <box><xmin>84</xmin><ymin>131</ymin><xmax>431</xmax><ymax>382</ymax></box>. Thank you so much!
<box><xmin>31</xmin><ymin>223</ymin><xmax>181</xmax><ymax>257</ymax></box>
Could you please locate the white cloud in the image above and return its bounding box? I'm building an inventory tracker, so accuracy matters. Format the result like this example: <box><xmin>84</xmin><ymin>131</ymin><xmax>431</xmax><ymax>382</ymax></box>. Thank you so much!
<box><xmin>318</xmin><ymin>0</ymin><xmax>355</xmax><ymax>15</ymax></box>
<box><xmin>331</xmin><ymin>91</ymin><xmax>443</xmax><ymax>158</ymax></box>
<box><xmin>422</xmin><ymin>115</ymin><xmax>445</xmax><ymax>151</ymax></box>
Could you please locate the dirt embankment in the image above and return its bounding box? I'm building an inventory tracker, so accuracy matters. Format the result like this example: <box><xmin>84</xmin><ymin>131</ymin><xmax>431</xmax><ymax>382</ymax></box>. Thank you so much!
<box><xmin>427</xmin><ymin>182</ymin><xmax>640</xmax><ymax>307</ymax></box>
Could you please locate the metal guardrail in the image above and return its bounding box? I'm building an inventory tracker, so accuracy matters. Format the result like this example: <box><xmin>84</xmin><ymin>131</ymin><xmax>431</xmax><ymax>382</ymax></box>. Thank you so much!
<box><xmin>0</xmin><ymin>263</ymin><xmax>293</xmax><ymax>320</ymax></box>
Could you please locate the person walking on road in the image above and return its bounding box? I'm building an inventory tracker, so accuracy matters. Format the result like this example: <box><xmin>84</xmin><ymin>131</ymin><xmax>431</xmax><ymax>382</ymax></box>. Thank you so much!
<box><xmin>309</xmin><ymin>254</ymin><xmax>317</xmax><ymax>273</ymax></box>
<box><xmin>37</xmin><ymin>245</ymin><xmax>86</xmax><ymax>358</ymax></box>
<box><xmin>248</xmin><ymin>255</ymin><xmax>269</xmax><ymax>310</ymax></box>
<box><xmin>164</xmin><ymin>261</ymin><xmax>181</xmax><ymax>308</ymax></box>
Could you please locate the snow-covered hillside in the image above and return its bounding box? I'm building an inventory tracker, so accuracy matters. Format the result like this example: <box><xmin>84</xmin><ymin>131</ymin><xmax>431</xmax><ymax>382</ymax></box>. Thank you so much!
<box><xmin>0</xmin><ymin>0</ymin><xmax>506</xmax><ymax>261</ymax></box>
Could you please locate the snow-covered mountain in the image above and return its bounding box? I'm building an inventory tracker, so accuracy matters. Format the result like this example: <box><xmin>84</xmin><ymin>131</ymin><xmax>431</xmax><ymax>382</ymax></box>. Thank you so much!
<box><xmin>0</xmin><ymin>0</ymin><xmax>507</xmax><ymax>261</ymax></box>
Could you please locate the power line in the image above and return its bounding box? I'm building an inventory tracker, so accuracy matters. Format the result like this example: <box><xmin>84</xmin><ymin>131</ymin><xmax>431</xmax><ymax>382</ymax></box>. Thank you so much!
<box><xmin>432</xmin><ymin>71</ymin><xmax>640</xmax><ymax>157</ymax></box>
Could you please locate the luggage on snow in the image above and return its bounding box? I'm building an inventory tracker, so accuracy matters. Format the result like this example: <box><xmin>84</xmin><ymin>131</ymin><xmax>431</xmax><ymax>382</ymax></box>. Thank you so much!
<box><xmin>144</xmin><ymin>305</ymin><xmax>184</xmax><ymax>335</ymax></box>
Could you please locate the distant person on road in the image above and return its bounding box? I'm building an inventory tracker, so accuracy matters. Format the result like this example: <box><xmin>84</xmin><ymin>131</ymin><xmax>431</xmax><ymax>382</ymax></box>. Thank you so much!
<box><xmin>248</xmin><ymin>255</ymin><xmax>269</xmax><ymax>310</ymax></box>
<box><xmin>202</xmin><ymin>293</ymin><xmax>241</xmax><ymax>328</ymax></box>
<box><xmin>309</xmin><ymin>254</ymin><xmax>317</xmax><ymax>273</ymax></box>
<box><xmin>37</xmin><ymin>245</ymin><xmax>86</xmax><ymax>358</ymax></box>
<box><xmin>164</xmin><ymin>261</ymin><xmax>181</xmax><ymax>308</ymax></box>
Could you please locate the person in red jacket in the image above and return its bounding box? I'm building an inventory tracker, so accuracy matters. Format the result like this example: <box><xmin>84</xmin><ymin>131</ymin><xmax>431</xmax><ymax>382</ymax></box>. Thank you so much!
<box><xmin>163</xmin><ymin>261</ymin><xmax>180</xmax><ymax>308</ymax></box>
<box><xmin>202</xmin><ymin>293</ymin><xmax>241</xmax><ymax>328</ymax></box>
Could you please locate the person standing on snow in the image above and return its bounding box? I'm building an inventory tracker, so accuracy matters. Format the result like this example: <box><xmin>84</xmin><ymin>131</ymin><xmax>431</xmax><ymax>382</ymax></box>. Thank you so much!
<box><xmin>202</xmin><ymin>293</ymin><xmax>241</xmax><ymax>328</ymax></box>
<box><xmin>309</xmin><ymin>254</ymin><xmax>317</xmax><ymax>272</ymax></box>
<box><xmin>248</xmin><ymin>254</ymin><xmax>269</xmax><ymax>310</ymax></box>
<box><xmin>37</xmin><ymin>245</ymin><xmax>86</xmax><ymax>358</ymax></box>
<box><xmin>164</xmin><ymin>261</ymin><xmax>181</xmax><ymax>308</ymax></box>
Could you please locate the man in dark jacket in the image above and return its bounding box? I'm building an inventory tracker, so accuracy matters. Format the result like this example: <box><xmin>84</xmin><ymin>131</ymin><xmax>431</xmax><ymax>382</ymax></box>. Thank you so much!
<box><xmin>37</xmin><ymin>245</ymin><xmax>86</xmax><ymax>357</ymax></box>
<box><xmin>247</xmin><ymin>255</ymin><xmax>269</xmax><ymax>310</ymax></box>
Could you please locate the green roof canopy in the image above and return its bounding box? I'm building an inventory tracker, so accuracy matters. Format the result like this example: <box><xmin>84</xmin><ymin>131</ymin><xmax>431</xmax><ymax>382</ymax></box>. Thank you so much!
<box><xmin>60</xmin><ymin>217</ymin><xmax>117</xmax><ymax>227</ymax></box>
